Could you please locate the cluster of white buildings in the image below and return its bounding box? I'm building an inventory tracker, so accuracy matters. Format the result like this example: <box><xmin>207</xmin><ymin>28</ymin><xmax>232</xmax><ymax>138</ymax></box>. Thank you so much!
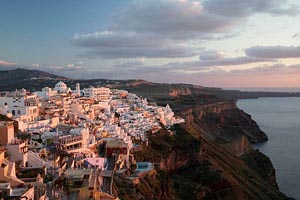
<box><xmin>0</xmin><ymin>89</ymin><xmax>39</xmax><ymax>123</ymax></box>
<box><xmin>0</xmin><ymin>81</ymin><xmax>184</xmax><ymax>199</ymax></box>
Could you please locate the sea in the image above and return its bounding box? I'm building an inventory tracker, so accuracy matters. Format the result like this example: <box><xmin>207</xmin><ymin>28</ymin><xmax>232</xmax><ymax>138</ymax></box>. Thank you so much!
<box><xmin>228</xmin><ymin>87</ymin><xmax>300</xmax><ymax>93</ymax></box>
<box><xmin>237</xmin><ymin>89</ymin><xmax>300</xmax><ymax>199</ymax></box>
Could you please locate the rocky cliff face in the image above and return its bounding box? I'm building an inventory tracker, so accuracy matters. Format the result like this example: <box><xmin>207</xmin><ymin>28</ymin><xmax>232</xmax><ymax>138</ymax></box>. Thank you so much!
<box><xmin>179</xmin><ymin>100</ymin><xmax>268</xmax><ymax>144</ymax></box>
<box><xmin>169</xmin><ymin>87</ymin><xmax>192</xmax><ymax>97</ymax></box>
<box><xmin>241</xmin><ymin>149</ymin><xmax>279</xmax><ymax>188</ymax></box>
<box><xmin>115</xmin><ymin>125</ymin><xmax>290</xmax><ymax>200</ymax></box>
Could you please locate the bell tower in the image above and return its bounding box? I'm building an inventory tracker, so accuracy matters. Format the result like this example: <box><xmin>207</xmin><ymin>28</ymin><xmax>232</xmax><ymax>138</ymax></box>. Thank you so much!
<box><xmin>76</xmin><ymin>83</ymin><xmax>80</xmax><ymax>96</ymax></box>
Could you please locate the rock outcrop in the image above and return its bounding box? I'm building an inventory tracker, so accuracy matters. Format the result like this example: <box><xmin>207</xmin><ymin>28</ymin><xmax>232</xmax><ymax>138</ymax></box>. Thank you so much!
<box><xmin>169</xmin><ymin>87</ymin><xmax>192</xmax><ymax>97</ymax></box>
<box><xmin>179</xmin><ymin>101</ymin><xmax>268</xmax><ymax>144</ymax></box>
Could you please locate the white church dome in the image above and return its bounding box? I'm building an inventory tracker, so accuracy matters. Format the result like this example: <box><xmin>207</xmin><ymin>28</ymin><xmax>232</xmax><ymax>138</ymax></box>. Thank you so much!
<box><xmin>54</xmin><ymin>81</ymin><xmax>68</xmax><ymax>93</ymax></box>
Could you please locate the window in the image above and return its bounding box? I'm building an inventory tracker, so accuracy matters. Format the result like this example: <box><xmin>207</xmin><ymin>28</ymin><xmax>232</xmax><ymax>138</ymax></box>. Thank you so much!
<box><xmin>12</xmin><ymin>110</ymin><xmax>15</xmax><ymax>116</ymax></box>
<box><xmin>18</xmin><ymin>110</ymin><xmax>20</xmax><ymax>114</ymax></box>
<box><xmin>4</xmin><ymin>102</ymin><xmax>7</xmax><ymax>106</ymax></box>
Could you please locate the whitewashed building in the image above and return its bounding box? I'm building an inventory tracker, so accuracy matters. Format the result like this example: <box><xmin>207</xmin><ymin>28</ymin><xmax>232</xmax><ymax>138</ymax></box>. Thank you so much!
<box><xmin>83</xmin><ymin>87</ymin><xmax>111</xmax><ymax>101</ymax></box>
<box><xmin>35</xmin><ymin>87</ymin><xmax>57</xmax><ymax>99</ymax></box>
<box><xmin>54</xmin><ymin>81</ymin><xmax>69</xmax><ymax>93</ymax></box>
<box><xmin>0</xmin><ymin>90</ymin><xmax>39</xmax><ymax>122</ymax></box>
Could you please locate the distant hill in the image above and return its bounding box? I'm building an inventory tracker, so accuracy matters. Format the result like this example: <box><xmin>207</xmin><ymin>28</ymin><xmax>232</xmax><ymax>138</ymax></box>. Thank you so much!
<box><xmin>1</xmin><ymin>68</ymin><xmax>300</xmax><ymax>100</ymax></box>
<box><xmin>0</xmin><ymin>68</ymin><xmax>67</xmax><ymax>82</ymax></box>
<box><xmin>0</xmin><ymin>68</ymin><xmax>68</xmax><ymax>91</ymax></box>
<box><xmin>0</xmin><ymin>68</ymin><xmax>147</xmax><ymax>92</ymax></box>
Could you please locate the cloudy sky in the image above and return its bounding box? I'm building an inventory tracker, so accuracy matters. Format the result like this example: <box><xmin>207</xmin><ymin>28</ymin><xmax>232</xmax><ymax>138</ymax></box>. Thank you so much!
<box><xmin>1</xmin><ymin>0</ymin><xmax>300</xmax><ymax>87</ymax></box>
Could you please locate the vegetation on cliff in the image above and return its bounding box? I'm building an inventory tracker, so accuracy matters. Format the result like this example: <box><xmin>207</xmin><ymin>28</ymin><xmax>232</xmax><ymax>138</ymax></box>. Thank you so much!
<box><xmin>241</xmin><ymin>149</ymin><xmax>278</xmax><ymax>188</ymax></box>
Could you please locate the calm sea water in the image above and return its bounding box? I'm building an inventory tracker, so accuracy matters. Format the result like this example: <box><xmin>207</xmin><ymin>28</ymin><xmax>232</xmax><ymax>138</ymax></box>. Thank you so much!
<box><xmin>237</xmin><ymin>97</ymin><xmax>300</xmax><ymax>199</ymax></box>
<box><xmin>227</xmin><ymin>87</ymin><xmax>300</xmax><ymax>92</ymax></box>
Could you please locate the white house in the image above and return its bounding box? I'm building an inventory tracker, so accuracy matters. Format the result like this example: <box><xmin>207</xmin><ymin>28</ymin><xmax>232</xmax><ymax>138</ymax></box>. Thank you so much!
<box><xmin>35</xmin><ymin>87</ymin><xmax>57</xmax><ymax>99</ymax></box>
<box><xmin>57</xmin><ymin>127</ymin><xmax>95</xmax><ymax>153</ymax></box>
<box><xmin>0</xmin><ymin>90</ymin><xmax>39</xmax><ymax>122</ymax></box>
<box><xmin>83</xmin><ymin>87</ymin><xmax>111</xmax><ymax>101</ymax></box>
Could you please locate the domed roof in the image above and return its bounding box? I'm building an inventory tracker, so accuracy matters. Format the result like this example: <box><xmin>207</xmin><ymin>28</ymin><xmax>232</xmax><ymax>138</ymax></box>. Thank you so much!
<box><xmin>55</xmin><ymin>81</ymin><xmax>67</xmax><ymax>88</ymax></box>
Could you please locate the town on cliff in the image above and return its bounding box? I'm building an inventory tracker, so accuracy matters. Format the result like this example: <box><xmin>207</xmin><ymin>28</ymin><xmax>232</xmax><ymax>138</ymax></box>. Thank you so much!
<box><xmin>0</xmin><ymin>81</ymin><xmax>185</xmax><ymax>199</ymax></box>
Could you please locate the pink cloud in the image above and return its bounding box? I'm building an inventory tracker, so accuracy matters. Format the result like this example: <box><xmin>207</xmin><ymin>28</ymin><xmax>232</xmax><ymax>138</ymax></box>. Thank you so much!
<box><xmin>31</xmin><ymin>63</ymin><xmax>40</xmax><ymax>67</ymax></box>
<box><xmin>0</xmin><ymin>60</ymin><xmax>16</xmax><ymax>67</ymax></box>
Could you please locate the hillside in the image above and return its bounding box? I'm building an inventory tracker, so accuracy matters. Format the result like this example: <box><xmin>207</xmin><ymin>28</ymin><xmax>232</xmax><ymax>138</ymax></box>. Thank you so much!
<box><xmin>0</xmin><ymin>68</ymin><xmax>67</xmax><ymax>81</ymax></box>
<box><xmin>0</xmin><ymin>68</ymin><xmax>67</xmax><ymax>91</ymax></box>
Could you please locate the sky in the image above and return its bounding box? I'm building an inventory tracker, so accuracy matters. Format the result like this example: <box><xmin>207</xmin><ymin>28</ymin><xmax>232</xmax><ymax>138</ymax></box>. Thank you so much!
<box><xmin>1</xmin><ymin>0</ymin><xmax>300</xmax><ymax>88</ymax></box>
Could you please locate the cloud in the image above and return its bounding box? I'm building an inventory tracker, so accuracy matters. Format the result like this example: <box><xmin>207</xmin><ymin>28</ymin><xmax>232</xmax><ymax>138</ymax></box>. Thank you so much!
<box><xmin>113</xmin><ymin>58</ymin><xmax>145</xmax><ymax>69</ymax></box>
<box><xmin>72</xmin><ymin>31</ymin><xmax>202</xmax><ymax>58</ymax></box>
<box><xmin>159</xmin><ymin>63</ymin><xmax>300</xmax><ymax>87</ymax></box>
<box><xmin>47</xmin><ymin>62</ymin><xmax>84</xmax><ymax>72</ymax></box>
<box><xmin>229</xmin><ymin>63</ymin><xmax>287</xmax><ymax>74</ymax></box>
<box><xmin>72</xmin><ymin>0</ymin><xmax>297</xmax><ymax>59</ymax></box>
<box><xmin>101</xmin><ymin>55</ymin><xmax>274</xmax><ymax>82</ymax></box>
<box><xmin>165</xmin><ymin>56</ymin><xmax>275</xmax><ymax>71</ymax></box>
<box><xmin>31</xmin><ymin>64</ymin><xmax>40</xmax><ymax>67</ymax></box>
<box><xmin>199</xmin><ymin>50</ymin><xmax>225</xmax><ymax>60</ymax></box>
<box><xmin>0</xmin><ymin>60</ymin><xmax>17</xmax><ymax>67</ymax></box>
<box><xmin>66</xmin><ymin>63</ymin><xmax>83</xmax><ymax>69</ymax></box>
<box><xmin>204</xmin><ymin>0</ymin><xmax>298</xmax><ymax>17</ymax></box>
<box><xmin>110</xmin><ymin>0</ymin><xmax>236</xmax><ymax>38</ymax></box>
<box><xmin>111</xmin><ymin>0</ymin><xmax>296</xmax><ymax>38</ymax></box>
<box><xmin>245</xmin><ymin>45</ymin><xmax>300</xmax><ymax>58</ymax></box>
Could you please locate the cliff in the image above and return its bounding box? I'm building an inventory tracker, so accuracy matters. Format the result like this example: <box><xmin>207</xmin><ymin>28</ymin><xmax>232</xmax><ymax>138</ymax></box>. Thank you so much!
<box><xmin>115</xmin><ymin>125</ymin><xmax>290</xmax><ymax>200</ymax></box>
<box><xmin>113</xmin><ymin>82</ymin><xmax>292</xmax><ymax>199</ymax></box>
<box><xmin>180</xmin><ymin>101</ymin><xmax>268</xmax><ymax>144</ymax></box>
<box><xmin>119</xmin><ymin>83</ymin><xmax>268</xmax><ymax>145</ymax></box>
